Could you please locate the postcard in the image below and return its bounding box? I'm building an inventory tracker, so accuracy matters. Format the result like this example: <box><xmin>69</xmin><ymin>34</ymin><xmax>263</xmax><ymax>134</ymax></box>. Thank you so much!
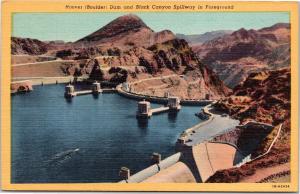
<box><xmin>1</xmin><ymin>0</ymin><xmax>298</xmax><ymax>192</ymax></box>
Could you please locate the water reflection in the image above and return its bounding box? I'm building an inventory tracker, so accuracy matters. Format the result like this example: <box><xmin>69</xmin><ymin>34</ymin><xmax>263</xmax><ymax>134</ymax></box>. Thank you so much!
<box><xmin>65</xmin><ymin>98</ymin><xmax>73</xmax><ymax>104</ymax></box>
<box><xmin>168</xmin><ymin>112</ymin><xmax>178</xmax><ymax>122</ymax></box>
<box><xmin>92</xmin><ymin>93</ymin><xmax>99</xmax><ymax>99</ymax></box>
<box><xmin>137</xmin><ymin>118</ymin><xmax>148</xmax><ymax>130</ymax></box>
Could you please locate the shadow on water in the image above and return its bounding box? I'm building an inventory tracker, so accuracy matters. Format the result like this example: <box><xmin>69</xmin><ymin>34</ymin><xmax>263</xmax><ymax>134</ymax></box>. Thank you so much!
<box><xmin>137</xmin><ymin>118</ymin><xmax>148</xmax><ymax>130</ymax></box>
<box><xmin>168</xmin><ymin>112</ymin><xmax>178</xmax><ymax>122</ymax></box>
<box><xmin>92</xmin><ymin>93</ymin><xmax>99</xmax><ymax>99</ymax></box>
<box><xmin>65</xmin><ymin>98</ymin><xmax>73</xmax><ymax>104</ymax></box>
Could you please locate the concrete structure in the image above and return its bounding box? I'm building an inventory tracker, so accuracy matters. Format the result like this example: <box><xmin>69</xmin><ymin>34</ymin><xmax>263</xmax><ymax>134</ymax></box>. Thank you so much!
<box><xmin>136</xmin><ymin>98</ymin><xmax>182</xmax><ymax>118</ymax></box>
<box><xmin>119</xmin><ymin>167</ymin><xmax>130</xmax><ymax>180</ymax></box>
<box><xmin>164</xmin><ymin>92</ymin><xmax>170</xmax><ymax>98</ymax></box>
<box><xmin>136</xmin><ymin>100</ymin><xmax>152</xmax><ymax>118</ymax></box>
<box><xmin>63</xmin><ymin>82</ymin><xmax>116</xmax><ymax>98</ymax></box>
<box><xmin>151</xmin><ymin>106</ymin><xmax>170</xmax><ymax>115</ymax></box>
<box><xmin>116</xmin><ymin>83</ymin><xmax>213</xmax><ymax>106</ymax></box>
<box><xmin>177</xmin><ymin>137</ymin><xmax>187</xmax><ymax>145</ymax></box>
<box><xmin>119</xmin><ymin>153</ymin><xmax>181</xmax><ymax>183</ymax></box>
<box><xmin>122</xmin><ymin>82</ymin><xmax>130</xmax><ymax>92</ymax></box>
<box><xmin>64</xmin><ymin>84</ymin><xmax>75</xmax><ymax>98</ymax></box>
<box><xmin>91</xmin><ymin>81</ymin><xmax>102</xmax><ymax>94</ymax></box>
<box><xmin>151</xmin><ymin>153</ymin><xmax>161</xmax><ymax>164</ymax></box>
<box><xmin>142</xmin><ymin>162</ymin><xmax>196</xmax><ymax>183</ymax></box>
<box><xmin>119</xmin><ymin>142</ymin><xmax>245</xmax><ymax>183</ymax></box>
<box><xmin>11</xmin><ymin>80</ymin><xmax>33</xmax><ymax>94</ymax></box>
<box><xmin>119</xmin><ymin>100</ymin><xmax>277</xmax><ymax>183</ymax></box>
<box><xmin>180</xmin><ymin>104</ymin><xmax>240</xmax><ymax>147</ymax></box>
<box><xmin>167</xmin><ymin>96</ymin><xmax>181</xmax><ymax>111</ymax></box>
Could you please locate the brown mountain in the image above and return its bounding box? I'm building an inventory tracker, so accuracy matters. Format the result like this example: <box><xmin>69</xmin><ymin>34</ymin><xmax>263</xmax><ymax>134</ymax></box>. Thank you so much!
<box><xmin>193</xmin><ymin>23</ymin><xmax>290</xmax><ymax>88</ymax></box>
<box><xmin>78</xmin><ymin>38</ymin><xmax>230</xmax><ymax>99</ymax></box>
<box><xmin>215</xmin><ymin>67</ymin><xmax>290</xmax><ymax>126</ymax></box>
<box><xmin>176</xmin><ymin>30</ymin><xmax>233</xmax><ymax>45</ymax></box>
<box><xmin>74</xmin><ymin>14</ymin><xmax>176</xmax><ymax>49</ymax></box>
<box><xmin>11</xmin><ymin>37</ymin><xmax>49</xmax><ymax>55</ymax></box>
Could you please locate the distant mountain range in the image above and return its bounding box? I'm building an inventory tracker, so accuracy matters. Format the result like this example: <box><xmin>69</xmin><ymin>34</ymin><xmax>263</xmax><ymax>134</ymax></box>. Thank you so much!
<box><xmin>11</xmin><ymin>14</ymin><xmax>290</xmax><ymax>91</ymax></box>
<box><xmin>192</xmin><ymin>23</ymin><xmax>290</xmax><ymax>87</ymax></box>
<box><xmin>176</xmin><ymin>30</ymin><xmax>233</xmax><ymax>45</ymax></box>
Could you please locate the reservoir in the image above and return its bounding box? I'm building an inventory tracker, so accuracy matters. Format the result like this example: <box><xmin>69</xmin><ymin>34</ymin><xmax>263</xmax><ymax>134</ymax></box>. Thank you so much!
<box><xmin>11</xmin><ymin>84</ymin><xmax>204</xmax><ymax>183</ymax></box>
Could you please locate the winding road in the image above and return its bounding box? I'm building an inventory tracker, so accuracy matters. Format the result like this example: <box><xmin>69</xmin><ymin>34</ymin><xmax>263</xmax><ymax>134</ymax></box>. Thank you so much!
<box><xmin>184</xmin><ymin>105</ymin><xmax>240</xmax><ymax>146</ymax></box>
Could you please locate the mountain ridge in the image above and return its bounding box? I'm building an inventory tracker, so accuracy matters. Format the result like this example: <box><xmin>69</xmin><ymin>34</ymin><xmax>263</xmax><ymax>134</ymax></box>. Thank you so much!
<box><xmin>176</xmin><ymin>30</ymin><xmax>233</xmax><ymax>45</ymax></box>
<box><xmin>192</xmin><ymin>22</ymin><xmax>290</xmax><ymax>88</ymax></box>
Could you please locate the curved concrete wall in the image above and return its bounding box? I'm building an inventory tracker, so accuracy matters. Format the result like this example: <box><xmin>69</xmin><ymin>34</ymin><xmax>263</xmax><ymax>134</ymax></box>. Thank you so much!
<box><xmin>142</xmin><ymin>162</ymin><xmax>196</xmax><ymax>183</ymax></box>
<box><xmin>193</xmin><ymin>142</ymin><xmax>237</xmax><ymax>182</ymax></box>
<box><xmin>127</xmin><ymin>142</ymin><xmax>241</xmax><ymax>183</ymax></box>
<box><xmin>116</xmin><ymin>84</ymin><xmax>213</xmax><ymax>106</ymax></box>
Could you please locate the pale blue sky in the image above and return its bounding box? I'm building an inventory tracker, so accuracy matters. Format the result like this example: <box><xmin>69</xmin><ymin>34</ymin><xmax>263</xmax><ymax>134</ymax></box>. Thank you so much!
<box><xmin>13</xmin><ymin>12</ymin><xmax>289</xmax><ymax>42</ymax></box>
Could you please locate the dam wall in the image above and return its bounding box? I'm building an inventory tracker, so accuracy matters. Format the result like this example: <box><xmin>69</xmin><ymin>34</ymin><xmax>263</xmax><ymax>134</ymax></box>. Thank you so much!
<box><xmin>116</xmin><ymin>84</ymin><xmax>213</xmax><ymax>106</ymax></box>
<box><xmin>121</xmin><ymin>103</ymin><xmax>276</xmax><ymax>183</ymax></box>
<box><xmin>122</xmin><ymin>141</ymin><xmax>244</xmax><ymax>183</ymax></box>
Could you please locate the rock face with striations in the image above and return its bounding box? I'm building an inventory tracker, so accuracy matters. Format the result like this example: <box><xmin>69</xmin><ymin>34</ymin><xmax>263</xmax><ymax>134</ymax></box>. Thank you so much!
<box><xmin>84</xmin><ymin>37</ymin><xmax>230</xmax><ymax>98</ymax></box>
<box><xmin>215</xmin><ymin>68</ymin><xmax>290</xmax><ymax>127</ymax></box>
<box><xmin>193</xmin><ymin>23</ymin><xmax>290</xmax><ymax>88</ymax></box>
<box><xmin>206</xmin><ymin>68</ymin><xmax>291</xmax><ymax>183</ymax></box>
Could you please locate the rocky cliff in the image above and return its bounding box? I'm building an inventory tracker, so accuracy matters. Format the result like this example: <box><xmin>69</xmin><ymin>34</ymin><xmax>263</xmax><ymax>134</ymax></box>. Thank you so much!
<box><xmin>11</xmin><ymin>37</ymin><xmax>49</xmax><ymax>55</ymax></box>
<box><xmin>67</xmin><ymin>38</ymin><xmax>230</xmax><ymax>99</ymax></box>
<box><xmin>193</xmin><ymin>23</ymin><xmax>290</xmax><ymax>88</ymax></box>
<box><xmin>207</xmin><ymin>68</ymin><xmax>291</xmax><ymax>183</ymax></box>
<box><xmin>215</xmin><ymin>68</ymin><xmax>290</xmax><ymax>127</ymax></box>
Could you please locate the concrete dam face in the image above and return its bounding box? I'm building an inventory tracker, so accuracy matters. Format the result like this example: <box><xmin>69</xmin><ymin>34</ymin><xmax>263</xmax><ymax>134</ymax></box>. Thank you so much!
<box><xmin>137</xmin><ymin>122</ymin><xmax>274</xmax><ymax>183</ymax></box>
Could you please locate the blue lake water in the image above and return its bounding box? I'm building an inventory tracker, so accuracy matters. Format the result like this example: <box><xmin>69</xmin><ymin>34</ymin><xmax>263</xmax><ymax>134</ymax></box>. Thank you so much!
<box><xmin>11</xmin><ymin>84</ymin><xmax>203</xmax><ymax>183</ymax></box>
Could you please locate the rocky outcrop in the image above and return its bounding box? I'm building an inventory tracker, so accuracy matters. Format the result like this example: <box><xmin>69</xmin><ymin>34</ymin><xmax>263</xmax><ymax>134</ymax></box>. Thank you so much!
<box><xmin>193</xmin><ymin>23</ymin><xmax>290</xmax><ymax>88</ymax></box>
<box><xmin>11</xmin><ymin>37</ymin><xmax>49</xmax><ymax>55</ymax></box>
<box><xmin>85</xmin><ymin>38</ymin><xmax>230</xmax><ymax>99</ymax></box>
<box><xmin>215</xmin><ymin>68</ymin><xmax>290</xmax><ymax>126</ymax></box>
<box><xmin>207</xmin><ymin>68</ymin><xmax>291</xmax><ymax>183</ymax></box>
